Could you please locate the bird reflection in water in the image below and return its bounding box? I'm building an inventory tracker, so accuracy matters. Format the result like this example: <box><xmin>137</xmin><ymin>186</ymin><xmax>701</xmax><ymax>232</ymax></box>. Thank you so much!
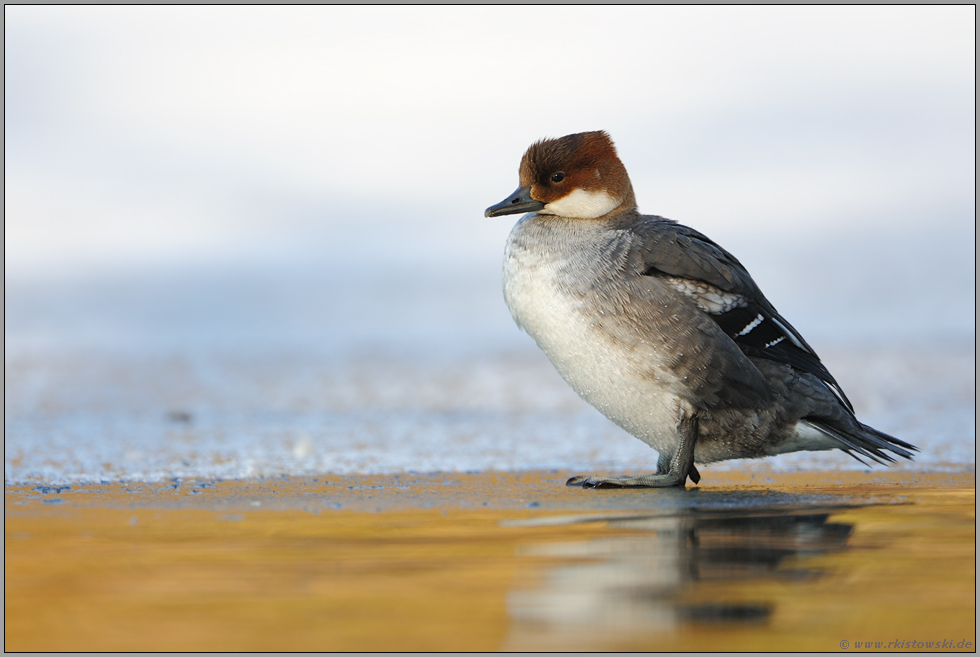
<box><xmin>506</xmin><ymin>510</ymin><xmax>853</xmax><ymax>649</ymax></box>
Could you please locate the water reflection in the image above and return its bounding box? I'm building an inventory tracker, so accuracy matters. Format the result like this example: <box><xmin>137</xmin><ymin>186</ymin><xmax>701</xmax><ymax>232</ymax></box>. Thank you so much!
<box><xmin>506</xmin><ymin>510</ymin><xmax>853</xmax><ymax>650</ymax></box>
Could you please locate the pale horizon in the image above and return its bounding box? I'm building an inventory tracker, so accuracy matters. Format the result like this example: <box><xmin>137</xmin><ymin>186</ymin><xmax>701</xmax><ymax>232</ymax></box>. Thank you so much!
<box><xmin>5</xmin><ymin>6</ymin><xmax>975</xmax><ymax>279</ymax></box>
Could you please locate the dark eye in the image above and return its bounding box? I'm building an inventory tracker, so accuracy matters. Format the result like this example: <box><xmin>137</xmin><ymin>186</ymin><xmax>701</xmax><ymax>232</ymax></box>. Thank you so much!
<box><xmin>550</xmin><ymin>172</ymin><xmax>565</xmax><ymax>183</ymax></box>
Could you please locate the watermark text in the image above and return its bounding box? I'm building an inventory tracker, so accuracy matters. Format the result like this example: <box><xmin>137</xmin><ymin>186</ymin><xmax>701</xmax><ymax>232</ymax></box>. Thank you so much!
<box><xmin>840</xmin><ymin>639</ymin><xmax>973</xmax><ymax>650</ymax></box>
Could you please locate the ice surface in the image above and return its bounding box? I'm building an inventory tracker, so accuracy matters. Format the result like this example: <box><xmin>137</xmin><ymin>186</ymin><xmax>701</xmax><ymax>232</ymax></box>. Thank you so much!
<box><xmin>5</xmin><ymin>259</ymin><xmax>975</xmax><ymax>484</ymax></box>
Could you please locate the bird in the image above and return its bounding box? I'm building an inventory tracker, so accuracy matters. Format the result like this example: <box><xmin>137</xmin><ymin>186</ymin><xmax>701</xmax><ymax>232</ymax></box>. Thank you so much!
<box><xmin>484</xmin><ymin>130</ymin><xmax>917</xmax><ymax>488</ymax></box>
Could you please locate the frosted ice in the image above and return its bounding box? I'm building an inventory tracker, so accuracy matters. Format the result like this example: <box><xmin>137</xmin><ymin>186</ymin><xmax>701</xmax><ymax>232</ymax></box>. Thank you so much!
<box><xmin>4</xmin><ymin>265</ymin><xmax>974</xmax><ymax>484</ymax></box>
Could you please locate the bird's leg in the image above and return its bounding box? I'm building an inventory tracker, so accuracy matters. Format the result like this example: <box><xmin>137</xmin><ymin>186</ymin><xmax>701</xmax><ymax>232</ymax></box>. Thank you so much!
<box><xmin>566</xmin><ymin>415</ymin><xmax>700</xmax><ymax>488</ymax></box>
<box><xmin>655</xmin><ymin>449</ymin><xmax>699</xmax><ymax>482</ymax></box>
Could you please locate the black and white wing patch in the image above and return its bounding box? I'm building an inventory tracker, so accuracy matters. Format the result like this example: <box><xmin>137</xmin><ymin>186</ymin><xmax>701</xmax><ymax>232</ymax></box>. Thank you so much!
<box><xmin>661</xmin><ymin>277</ymin><xmax>855</xmax><ymax>413</ymax></box>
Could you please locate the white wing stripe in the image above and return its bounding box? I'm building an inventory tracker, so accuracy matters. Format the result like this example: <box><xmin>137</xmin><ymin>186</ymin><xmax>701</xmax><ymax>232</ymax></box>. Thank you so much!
<box><xmin>771</xmin><ymin>316</ymin><xmax>807</xmax><ymax>350</ymax></box>
<box><xmin>736</xmin><ymin>314</ymin><xmax>764</xmax><ymax>336</ymax></box>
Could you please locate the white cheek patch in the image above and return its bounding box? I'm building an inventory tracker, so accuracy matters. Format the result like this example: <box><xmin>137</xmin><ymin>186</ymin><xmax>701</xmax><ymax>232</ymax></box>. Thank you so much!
<box><xmin>541</xmin><ymin>188</ymin><xmax>620</xmax><ymax>219</ymax></box>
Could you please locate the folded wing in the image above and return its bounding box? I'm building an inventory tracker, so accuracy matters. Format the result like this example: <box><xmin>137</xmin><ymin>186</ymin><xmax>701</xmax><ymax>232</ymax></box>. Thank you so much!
<box><xmin>635</xmin><ymin>217</ymin><xmax>853</xmax><ymax>412</ymax></box>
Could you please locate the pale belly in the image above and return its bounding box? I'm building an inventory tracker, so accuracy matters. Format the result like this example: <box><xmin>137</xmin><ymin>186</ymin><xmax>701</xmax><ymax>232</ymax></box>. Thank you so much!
<box><xmin>503</xmin><ymin>247</ymin><xmax>688</xmax><ymax>456</ymax></box>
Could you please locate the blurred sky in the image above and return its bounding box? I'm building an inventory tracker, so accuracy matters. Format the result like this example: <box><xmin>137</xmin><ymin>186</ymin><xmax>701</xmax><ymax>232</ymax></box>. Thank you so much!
<box><xmin>5</xmin><ymin>6</ymin><xmax>975</xmax><ymax>277</ymax></box>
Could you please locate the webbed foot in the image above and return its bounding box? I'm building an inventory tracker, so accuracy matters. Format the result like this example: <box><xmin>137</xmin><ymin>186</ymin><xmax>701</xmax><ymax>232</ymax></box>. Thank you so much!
<box><xmin>566</xmin><ymin>416</ymin><xmax>701</xmax><ymax>489</ymax></box>
<box><xmin>566</xmin><ymin>472</ymin><xmax>690</xmax><ymax>488</ymax></box>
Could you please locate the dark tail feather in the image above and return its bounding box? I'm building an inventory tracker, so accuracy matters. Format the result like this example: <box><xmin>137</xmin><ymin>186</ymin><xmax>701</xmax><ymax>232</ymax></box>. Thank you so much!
<box><xmin>810</xmin><ymin>421</ymin><xmax>918</xmax><ymax>466</ymax></box>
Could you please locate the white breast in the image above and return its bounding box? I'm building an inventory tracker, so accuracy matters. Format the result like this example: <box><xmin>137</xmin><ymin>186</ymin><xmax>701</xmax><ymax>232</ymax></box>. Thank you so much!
<box><xmin>502</xmin><ymin>220</ymin><xmax>687</xmax><ymax>455</ymax></box>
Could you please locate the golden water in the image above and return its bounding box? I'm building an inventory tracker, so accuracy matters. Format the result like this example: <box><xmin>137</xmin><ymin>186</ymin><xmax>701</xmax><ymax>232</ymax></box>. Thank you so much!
<box><xmin>5</xmin><ymin>471</ymin><xmax>975</xmax><ymax>651</ymax></box>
